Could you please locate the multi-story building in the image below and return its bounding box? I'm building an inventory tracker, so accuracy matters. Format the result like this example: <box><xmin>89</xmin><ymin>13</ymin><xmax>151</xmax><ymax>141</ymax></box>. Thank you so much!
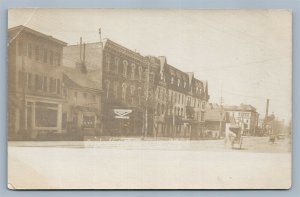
<box><xmin>8</xmin><ymin>25</ymin><xmax>67</xmax><ymax>140</ymax></box>
<box><xmin>63</xmin><ymin>39</ymin><xmax>156</xmax><ymax>137</ymax></box>
<box><xmin>61</xmin><ymin>67</ymin><xmax>101</xmax><ymax>137</ymax></box>
<box><xmin>149</xmin><ymin>56</ymin><xmax>209</xmax><ymax>139</ymax></box>
<box><xmin>224</xmin><ymin>104</ymin><xmax>259</xmax><ymax>136</ymax></box>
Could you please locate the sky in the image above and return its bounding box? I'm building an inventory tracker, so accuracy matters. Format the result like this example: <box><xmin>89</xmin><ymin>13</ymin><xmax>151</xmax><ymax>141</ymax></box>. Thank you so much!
<box><xmin>8</xmin><ymin>9</ymin><xmax>292</xmax><ymax>123</ymax></box>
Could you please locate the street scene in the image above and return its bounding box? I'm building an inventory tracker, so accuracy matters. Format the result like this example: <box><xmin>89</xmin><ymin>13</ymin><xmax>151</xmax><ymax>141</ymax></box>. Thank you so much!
<box><xmin>7</xmin><ymin>9</ymin><xmax>292</xmax><ymax>189</ymax></box>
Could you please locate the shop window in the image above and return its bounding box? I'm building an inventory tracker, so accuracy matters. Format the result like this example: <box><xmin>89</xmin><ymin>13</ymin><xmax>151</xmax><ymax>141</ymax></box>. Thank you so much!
<box><xmin>82</xmin><ymin>116</ymin><xmax>95</xmax><ymax>128</ymax></box>
<box><xmin>35</xmin><ymin>102</ymin><xmax>58</xmax><ymax>127</ymax></box>
<box><xmin>62</xmin><ymin>113</ymin><xmax>67</xmax><ymax>129</ymax></box>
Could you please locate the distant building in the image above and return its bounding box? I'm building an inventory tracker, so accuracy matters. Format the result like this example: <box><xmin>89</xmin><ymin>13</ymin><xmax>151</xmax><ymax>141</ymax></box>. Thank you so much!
<box><xmin>8</xmin><ymin>25</ymin><xmax>67</xmax><ymax>140</ymax></box>
<box><xmin>224</xmin><ymin>104</ymin><xmax>259</xmax><ymax>136</ymax></box>
<box><xmin>205</xmin><ymin>104</ymin><xmax>226</xmax><ymax>138</ymax></box>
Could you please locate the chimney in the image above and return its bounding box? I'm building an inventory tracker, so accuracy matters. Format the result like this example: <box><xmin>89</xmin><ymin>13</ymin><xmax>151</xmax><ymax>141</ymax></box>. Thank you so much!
<box><xmin>265</xmin><ymin>99</ymin><xmax>269</xmax><ymax>120</ymax></box>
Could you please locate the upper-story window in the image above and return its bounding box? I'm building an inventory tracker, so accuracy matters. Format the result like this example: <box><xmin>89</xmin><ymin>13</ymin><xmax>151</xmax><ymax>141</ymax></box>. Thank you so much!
<box><xmin>35</xmin><ymin>74</ymin><xmax>43</xmax><ymax>91</ymax></box>
<box><xmin>49</xmin><ymin>78</ymin><xmax>57</xmax><ymax>93</ymax></box>
<box><xmin>114</xmin><ymin>82</ymin><xmax>119</xmax><ymax>98</ymax></box>
<box><xmin>114</xmin><ymin>57</ymin><xmax>119</xmax><ymax>73</ymax></box>
<box><xmin>123</xmin><ymin>60</ymin><xmax>128</xmax><ymax>77</ymax></box>
<box><xmin>105</xmin><ymin>54</ymin><xmax>110</xmax><ymax>72</ymax></box>
<box><xmin>49</xmin><ymin>50</ymin><xmax>54</xmax><ymax>65</ymax></box>
<box><xmin>43</xmin><ymin>48</ymin><xmax>48</xmax><ymax>63</ymax></box>
<box><xmin>138</xmin><ymin>66</ymin><xmax>143</xmax><ymax>81</ymax></box>
<box><xmin>122</xmin><ymin>83</ymin><xmax>127</xmax><ymax>101</ymax></box>
<box><xmin>28</xmin><ymin>43</ymin><xmax>32</xmax><ymax>58</ymax></box>
<box><xmin>171</xmin><ymin>76</ymin><xmax>174</xmax><ymax>84</ymax></box>
<box><xmin>178</xmin><ymin>79</ymin><xmax>181</xmax><ymax>87</ymax></box>
<box><xmin>105</xmin><ymin>80</ymin><xmax>110</xmax><ymax>99</ymax></box>
<box><xmin>18</xmin><ymin>42</ymin><xmax>23</xmax><ymax>56</ymax></box>
<box><xmin>131</xmin><ymin>63</ymin><xmax>136</xmax><ymax>79</ymax></box>
<box><xmin>35</xmin><ymin>46</ymin><xmax>39</xmax><ymax>61</ymax></box>
<box><xmin>184</xmin><ymin>81</ymin><xmax>187</xmax><ymax>88</ymax></box>
<box><xmin>43</xmin><ymin>76</ymin><xmax>47</xmax><ymax>92</ymax></box>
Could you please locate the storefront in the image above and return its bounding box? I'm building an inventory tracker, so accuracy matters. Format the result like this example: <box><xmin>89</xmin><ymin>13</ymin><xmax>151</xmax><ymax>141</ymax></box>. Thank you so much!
<box><xmin>24</xmin><ymin>96</ymin><xmax>63</xmax><ymax>139</ymax></box>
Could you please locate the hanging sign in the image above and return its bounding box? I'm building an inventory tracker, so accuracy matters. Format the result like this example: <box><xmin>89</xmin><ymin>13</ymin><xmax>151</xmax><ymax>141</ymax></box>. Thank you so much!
<box><xmin>114</xmin><ymin>109</ymin><xmax>132</xmax><ymax>119</ymax></box>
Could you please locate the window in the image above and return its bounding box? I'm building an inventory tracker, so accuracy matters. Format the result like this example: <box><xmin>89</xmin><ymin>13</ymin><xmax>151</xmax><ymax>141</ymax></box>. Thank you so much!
<box><xmin>18</xmin><ymin>42</ymin><xmax>23</xmax><ymax>56</ymax></box>
<box><xmin>178</xmin><ymin>79</ymin><xmax>180</xmax><ymax>87</ymax></box>
<box><xmin>49</xmin><ymin>78</ymin><xmax>57</xmax><ymax>93</ymax></box>
<box><xmin>114</xmin><ymin>57</ymin><xmax>119</xmax><ymax>73</ymax></box>
<box><xmin>43</xmin><ymin>48</ymin><xmax>48</xmax><ymax>63</ymax></box>
<box><xmin>27</xmin><ymin>73</ymin><xmax>32</xmax><ymax>89</ymax></box>
<box><xmin>35</xmin><ymin>74</ymin><xmax>43</xmax><ymax>91</ymax></box>
<box><xmin>122</xmin><ymin>83</ymin><xmax>127</xmax><ymax>100</ymax></box>
<box><xmin>171</xmin><ymin>76</ymin><xmax>174</xmax><ymax>84</ymax></box>
<box><xmin>83</xmin><ymin>93</ymin><xmax>87</xmax><ymax>98</ymax></box>
<box><xmin>105</xmin><ymin>54</ymin><xmax>110</xmax><ymax>72</ymax></box>
<box><xmin>43</xmin><ymin>76</ymin><xmax>47</xmax><ymax>92</ymax></box>
<box><xmin>105</xmin><ymin>81</ymin><xmax>110</xmax><ymax>99</ymax></box>
<box><xmin>35</xmin><ymin>46</ymin><xmax>39</xmax><ymax>61</ymax></box>
<box><xmin>82</xmin><ymin>116</ymin><xmax>95</xmax><ymax>128</ymax></box>
<box><xmin>184</xmin><ymin>81</ymin><xmax>187</xmax><ymax>88</ymax></box>
<box><xmin>138</xmin><ymin>66</ymin><xmax>142</xmax><ymax>81</ymax></box>
<box><xmin>18</xmin><ymin>71</ymin><xmax>26</xmax><ymax>89</ymax></box>
<box><xmin>131</xmin><ymin>64</ymin><xmax>136</xmax><ymax>79</ymax></box>
<box><xmin>35</xmin><ymin>102</ymin><xmax>58</xmax><ymax>127</ymax></box>
<box><xmin>28</xmin><ymin>43</ymin><xmax>32</xmax><ymax>58</ymax></box>
<box><xmin>201</xmin><ymin>112</ymin><xmax>205</xmax><ymax>121</ymax></box>
<box><xmin>57</xmin><ymin>53</ymin><xmax>61</xmax><ymax>66</ymax></box>
<box><xmin>57</xmin><ymin>79</ymin><xmax>61</xmax><ymax>94</ymax></box>
<box><xmin>93</xmin><ymin>95</ymin><xmax>96</xmax><ymax>101</ymax></box>
<box><xmin>123</xmin><ymin>60</ymin><xmax>128</xmax><ymax>77</ymax></box>
<box><xmin>63</xmin><ymin>88</ymin><xmax>68</xmax><ymax>97</ymax></box>
<box><xmin>49</xmin><ymin>50</ymin><xmax>53</xmax><ymax>65</ymax></box>
<box><xmin>114</xmin><ymin>82</ymin><xmax>119</xmax><ymax>98</ymax></box>
<box><xmin>130</xmin><ymin>85</ymin><xmax>135</xmax><ymax>95</ymax></box>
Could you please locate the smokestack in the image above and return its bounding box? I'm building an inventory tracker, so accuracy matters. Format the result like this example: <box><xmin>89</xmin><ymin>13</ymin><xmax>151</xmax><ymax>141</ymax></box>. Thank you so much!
<box><xmin>265</xmin><ymin>99</ymin><xmax>269</xmax><ymax>120</ymax></box>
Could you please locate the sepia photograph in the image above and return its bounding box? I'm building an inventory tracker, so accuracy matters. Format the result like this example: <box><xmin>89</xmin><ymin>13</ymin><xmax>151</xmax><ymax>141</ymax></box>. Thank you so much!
<box><xmin>7</xmin><ymin>9</ymin><xmax>292</xmax><ymax>189</ymax></box>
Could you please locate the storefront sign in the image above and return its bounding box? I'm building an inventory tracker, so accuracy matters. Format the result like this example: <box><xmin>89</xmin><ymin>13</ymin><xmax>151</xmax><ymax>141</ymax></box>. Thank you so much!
<box><xmin>114</xmin><ymin>109</ymin><xmax>132</xmax><ymax>119</ymax></box>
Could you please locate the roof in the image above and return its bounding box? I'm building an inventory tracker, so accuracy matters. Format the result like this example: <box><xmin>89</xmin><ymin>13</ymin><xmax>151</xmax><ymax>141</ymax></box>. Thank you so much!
<box><xmin>103</xmin><ymin>39</ymin><xmax>147</xmax><ymax>63</ymax></box>
<box><xmin>224</xmin><ymin>104</ymin><xmax>257</xmax><ymax>112</ymax></box>
<box><xmin>8</xmin><ymin>25</ymin><xmax>67</xmax><ymax>46</ymax></box>
<box><xmin>205</xmin><ymin>108</ymin><xmax>226</xmax><ymax>121</ymax></box>
<box><xmin>62</xmin><ymin>67</ymin><xmax>100</xmax><ymax>91</ymax></box>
